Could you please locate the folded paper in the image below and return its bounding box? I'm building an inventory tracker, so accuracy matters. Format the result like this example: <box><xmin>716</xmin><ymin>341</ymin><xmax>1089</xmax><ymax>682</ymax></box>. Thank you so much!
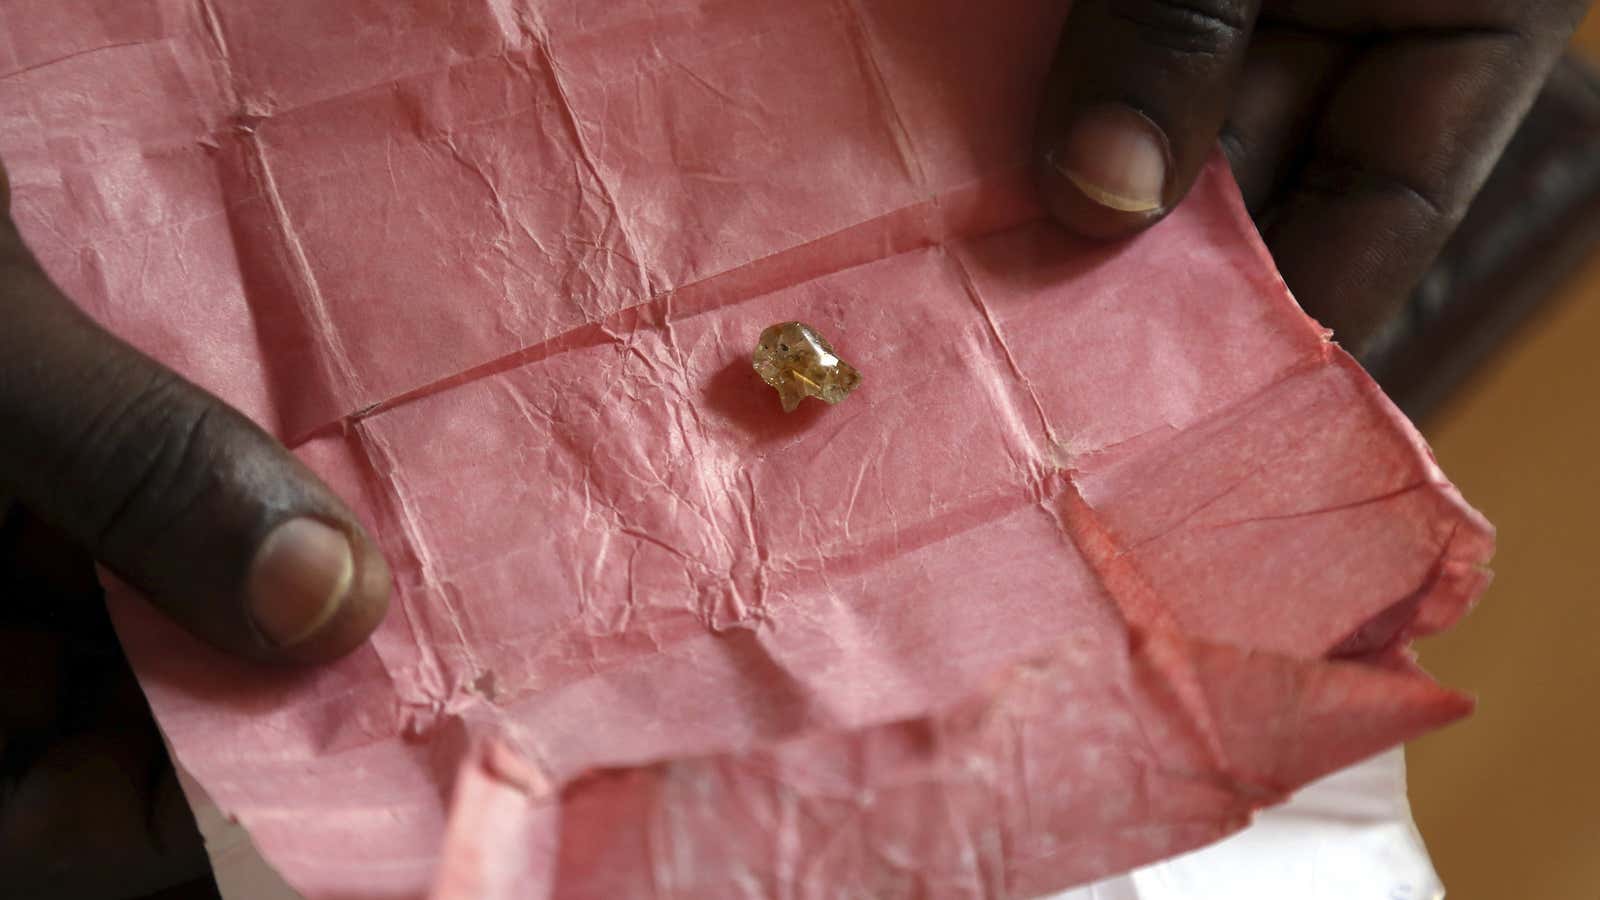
<box><xmin>0</xmin><ymin>1</ymin><xmax>1492</xmax><ymax>897</ymax></box>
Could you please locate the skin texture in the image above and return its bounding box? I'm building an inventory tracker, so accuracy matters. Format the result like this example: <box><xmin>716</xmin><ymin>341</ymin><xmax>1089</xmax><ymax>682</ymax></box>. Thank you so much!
<box><xmin>0</xmin><ymin>163</ymin><xmax>392</xmax><ymax>894</ymax></box>
<box><xmin>1036</xmin><ymin>0</ymin><xmax>1589</xmax><ymax>353</ymax></box>
<box><xmin>0</xmin><ymin>1</ymin><xmax>1586</xmax><ymax>894</ymax></box>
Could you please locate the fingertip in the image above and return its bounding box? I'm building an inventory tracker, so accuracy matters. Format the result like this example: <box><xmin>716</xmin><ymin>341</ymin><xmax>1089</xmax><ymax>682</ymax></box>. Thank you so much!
<box><xmin>1050</xmin><ymin>104</ymin><xmax>1169</xmax><ymax>213</ymax></box>
<box><xmin>0</xmin><ymin>220</ymin><xmax>391</xmax><ymax>667</ymax></box>
<box><xmin>1039</xmin><ymin>104</ymin><xmax>1172</xmax><ymax>239</ymax></box>
<box><xmin>246</xmin><ymin>516</ymin><xmax>391</xmax><ymax>663</ymax></box>
<box><xmin>332</xmin><ymin>528</ymin><xmax>393</xmax><ymax>653</ymax></box>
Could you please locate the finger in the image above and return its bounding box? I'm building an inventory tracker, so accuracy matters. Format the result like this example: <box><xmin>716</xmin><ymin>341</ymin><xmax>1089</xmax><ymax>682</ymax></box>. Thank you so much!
<box><xmin>0</xmin><ymin>672</ymin><xmax>208</xmax><ymax>899</ymax></box>
<box><xmin>1264</xmin><ymin>0</ymin><xmax>1584</xmax><ymax>35</ymax></box>
<box><xmin>0</xmin><ymin>212</ymin><xmax>390</xmax><ymax>664</ymax></box>
<box><xmin>1035</xmin><ymin>0</ymin><xmax>1263</xmax><ymax>238</ymax></box>
<box><xmin>1258</xmin><ymin>13</ymin><xmax>1581</xmax><ymax>351</ymax></box>
<box><xmin>1217</xmin><ymin>25</ymin><xmax>1350</xmax><ymax>215</ymax></box>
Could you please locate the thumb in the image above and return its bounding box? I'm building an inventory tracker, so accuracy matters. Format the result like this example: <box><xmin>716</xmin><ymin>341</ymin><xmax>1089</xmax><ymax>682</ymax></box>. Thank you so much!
<box><xmin>1036</xmin><ymin>0</ymin><xmax>1260</xmax><ymax>238</ymax></box>
<box><xmin>0</xmin><ymin>214</ymin><xmax>389</xmax><ymax>664</ymax></box>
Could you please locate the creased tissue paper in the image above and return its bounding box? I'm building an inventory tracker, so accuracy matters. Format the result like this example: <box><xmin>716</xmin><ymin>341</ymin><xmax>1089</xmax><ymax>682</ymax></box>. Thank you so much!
<box><xmin>180</xmin><ymin>749</ymin><xmax>1448</xmax><ymax>900</ymax></box>
<box><xmin>0</xmin><ymin>1</ymin><xmax>1491</xmax><ymax>897</ymax></box>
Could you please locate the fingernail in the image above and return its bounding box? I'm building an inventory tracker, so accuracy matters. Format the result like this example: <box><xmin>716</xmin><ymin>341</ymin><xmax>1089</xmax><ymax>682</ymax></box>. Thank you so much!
<box><xmin>247</xmin><ymin>518</ymin><xmax>353</xmax><ymax>647</ymax></box>
<box><xmin>1050</xmin><ymin>105</ymin><xmax>1169</xmax><ymax>214</ymax></box>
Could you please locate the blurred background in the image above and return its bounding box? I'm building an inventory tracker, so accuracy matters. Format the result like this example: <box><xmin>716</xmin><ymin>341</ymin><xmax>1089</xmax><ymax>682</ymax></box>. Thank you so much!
<box><xmin>1400</xmin><ymin>8</ymin><xmax>1600</xmax><ymax>900</ymax></box>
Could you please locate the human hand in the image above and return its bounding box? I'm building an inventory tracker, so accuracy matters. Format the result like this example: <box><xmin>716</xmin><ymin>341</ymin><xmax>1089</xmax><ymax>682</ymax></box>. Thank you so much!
<box><xmin>1034</xmin><ymin>0</ymin><xmax>1588</xmax><ymax>353</ymax></box>
<box><xmin>0</xmin><ymin>158</ymin><xmax>392</xmax><ymax>895</ymax></box>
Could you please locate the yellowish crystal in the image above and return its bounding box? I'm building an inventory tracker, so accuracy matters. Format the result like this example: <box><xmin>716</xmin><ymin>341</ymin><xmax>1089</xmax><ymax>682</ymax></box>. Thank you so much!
<box><xmin>753</xmin><ymin>322</ymin><xmax>862</xmax><ymax>412</ymax></box>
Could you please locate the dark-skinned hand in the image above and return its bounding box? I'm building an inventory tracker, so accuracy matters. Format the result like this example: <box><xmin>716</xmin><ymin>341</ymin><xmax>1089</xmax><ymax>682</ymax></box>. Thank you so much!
<box><xmin>0</xmin><ymin>160</ymin><xmax>391</xmax><ymax>896</ymax></box>
<box><xmin>0</xmin><ymin>1</ymin><xmax>1588</xmax><ymax>896</ymax></box>
<box><xmin>1035</xmin><ymin>0</ymin><xmax>1587</xmax><ymax>353</ymax></box>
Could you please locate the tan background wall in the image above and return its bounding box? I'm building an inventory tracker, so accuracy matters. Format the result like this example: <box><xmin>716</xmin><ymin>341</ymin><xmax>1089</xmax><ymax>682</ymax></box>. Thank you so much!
<box><xmin>1406</xmin><ymin>10</ymin><xmax>1600</xmax><ymax>898</ymax></box>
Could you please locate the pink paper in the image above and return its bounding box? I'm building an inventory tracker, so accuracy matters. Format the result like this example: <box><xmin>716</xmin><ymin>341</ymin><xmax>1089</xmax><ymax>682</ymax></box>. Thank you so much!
<box><xmin>0</xmin><ymin>1</ymin><xmax>1492</xmax><ymax>897</ymax></box>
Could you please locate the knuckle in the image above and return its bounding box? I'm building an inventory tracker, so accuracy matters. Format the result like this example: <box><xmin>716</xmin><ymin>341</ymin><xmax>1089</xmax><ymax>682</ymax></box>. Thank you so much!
<box><xmin>66</xmin><ymin>367</ymin><xmax>223</xmax><ymax>551</ymax></box>
<box><xmin>1104</xmin><ymin>0</ymin><xmax>1252</xmax><ymax>58</ymax></box>
<box><xmin>1297</xmin><ymin>155</ymin><xmax>1458</xmax><ymax>226</ymax></box>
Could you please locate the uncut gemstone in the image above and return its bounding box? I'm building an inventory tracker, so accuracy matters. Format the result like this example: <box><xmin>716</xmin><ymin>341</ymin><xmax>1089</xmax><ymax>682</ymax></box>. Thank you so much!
<box><xmin>752</xmin><ymin>322</ymin><xmax>862</xmax><ymax>412</ymax></box>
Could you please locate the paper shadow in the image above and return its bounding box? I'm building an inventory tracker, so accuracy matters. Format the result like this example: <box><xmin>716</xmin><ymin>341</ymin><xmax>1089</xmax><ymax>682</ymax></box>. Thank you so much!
<box><xmin>701</xmin><ymin>356</ymin><xmax>829</xmax><ymax>442</ymax></box>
